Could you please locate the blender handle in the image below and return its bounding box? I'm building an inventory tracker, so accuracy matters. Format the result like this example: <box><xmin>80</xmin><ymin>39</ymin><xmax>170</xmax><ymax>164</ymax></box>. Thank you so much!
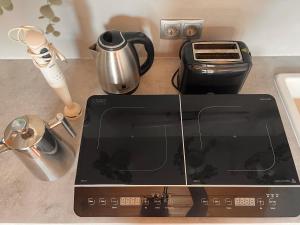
<box><xmin>48</xmin><ymin>113</ymin><xmax>76</xmax><ymax>138</ymax></box>
<box><xmin>0</xmin><ymin>139</ymin><xmax>9</xmax><ymax>154</ymax></box>
<box><xmin>123</xmin><ymin>32</ymin><xmax>155</xmax><ymax>76</ymax></box>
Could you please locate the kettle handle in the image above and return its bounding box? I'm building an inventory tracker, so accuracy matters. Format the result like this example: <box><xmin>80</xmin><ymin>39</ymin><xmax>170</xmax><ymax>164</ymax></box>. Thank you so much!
<box><xmin>48</xmin><ymin>113</ymin><xmax>76</xmax><ymax>138</ymax></box>
<box><xmin>123</xmin><ymin>32</ymin><xmax>154</xmax><ymax>76</ymax></box>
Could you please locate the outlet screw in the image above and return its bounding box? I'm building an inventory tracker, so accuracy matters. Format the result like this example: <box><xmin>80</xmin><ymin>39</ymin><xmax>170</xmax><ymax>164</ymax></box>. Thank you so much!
<box><xmin>166</xmin><ymin>26</ymin><xmax>179</xmax><ymax>37</ymax></box>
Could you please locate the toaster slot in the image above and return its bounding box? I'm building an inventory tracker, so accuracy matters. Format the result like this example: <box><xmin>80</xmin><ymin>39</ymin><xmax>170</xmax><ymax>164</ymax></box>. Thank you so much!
<box><xmin>192</xmin><ymin>42</ymin><xmax>243</xmax><ymax>62</ymax></box>
<box><xmin>195</xmin><ymin>53</ymin><xmax>240</xmax><ymax>60</ymax></box>
<box><xmin>194</xmin><ymin>43</ymin><xmax>237</xmax><ymax>50</ymax></box>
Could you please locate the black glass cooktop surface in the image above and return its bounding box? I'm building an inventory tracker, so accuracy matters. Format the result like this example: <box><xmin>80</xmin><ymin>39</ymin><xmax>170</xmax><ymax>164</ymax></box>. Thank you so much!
<box><xmin>76</xmin><ymin>95</ymin><xmax>186</xmax><ymax>185</ymax></box>
<box><xmin>75</xmin><ymin>95</ymin><xmax>299</xmax><ymax>186</ymax></box>
<box><xmin>181</xmin><ymin>95</ymin><xmax>299</xmax><ymax>185</ymax></box>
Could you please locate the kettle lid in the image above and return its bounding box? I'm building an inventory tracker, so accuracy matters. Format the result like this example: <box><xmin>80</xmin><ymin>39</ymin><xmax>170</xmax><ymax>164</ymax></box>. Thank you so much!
<box><xmin>3</xmin><ymin>115</ymin><xmax>45</xmax><ymax>150</ymax></box>
<box><xmin>97</xmin><ymin>30</ymin><xmax>126</xmax><ymax>50</ymax></box>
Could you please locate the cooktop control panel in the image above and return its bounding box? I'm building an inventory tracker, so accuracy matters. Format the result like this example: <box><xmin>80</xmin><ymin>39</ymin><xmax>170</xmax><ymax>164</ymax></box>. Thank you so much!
<box><xmin>86</xmin><ymin>195</ymin><xmax>275</xmax><ymax>210</ymax></box>
<box><xmin>74</xmin><ymin>187</ymin><xmax>300</xmax><ymax>217</ymax></box>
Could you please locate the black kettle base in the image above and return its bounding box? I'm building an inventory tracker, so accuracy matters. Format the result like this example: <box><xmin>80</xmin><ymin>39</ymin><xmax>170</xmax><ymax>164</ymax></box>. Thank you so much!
<box><xmin>103</xmin><ymin>84</ymin><xmax>139</xmax><ymax>95</ymax></box>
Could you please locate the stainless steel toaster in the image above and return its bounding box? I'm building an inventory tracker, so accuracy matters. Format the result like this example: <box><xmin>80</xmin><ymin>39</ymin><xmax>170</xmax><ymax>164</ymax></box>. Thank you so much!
<box><xmin>177</xmin><ymin>41</ymin><xmax>252</xmax><ymax>94</ymax></box>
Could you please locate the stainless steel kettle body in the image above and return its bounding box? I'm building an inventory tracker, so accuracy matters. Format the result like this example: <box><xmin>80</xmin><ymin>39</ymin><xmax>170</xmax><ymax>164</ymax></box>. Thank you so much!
<box><xmin>90</xmin><ymin>31</ymin><xmax>155</xmax><ymax>94</ymax></box>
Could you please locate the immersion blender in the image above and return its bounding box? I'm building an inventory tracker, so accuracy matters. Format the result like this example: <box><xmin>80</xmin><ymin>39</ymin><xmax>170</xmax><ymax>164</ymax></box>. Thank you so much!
<box><xmin>8</xmin><ymin>26</ymin><xmax>82</xmax><ymax>119</ymax></box>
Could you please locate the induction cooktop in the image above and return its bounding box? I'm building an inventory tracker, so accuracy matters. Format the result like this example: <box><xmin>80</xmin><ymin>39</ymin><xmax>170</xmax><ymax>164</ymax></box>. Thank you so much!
<box><xmin>74</xmin><ymin>95</ymin><xmax>300</xmax><ymax>217</ymax></box>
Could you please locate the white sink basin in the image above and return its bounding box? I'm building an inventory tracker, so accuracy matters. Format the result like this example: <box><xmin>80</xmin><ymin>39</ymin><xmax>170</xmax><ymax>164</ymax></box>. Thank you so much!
<box><xmin>275</xmin><ymin>73</ymin><xmax>300</xmax><ymax>147</ymax></box>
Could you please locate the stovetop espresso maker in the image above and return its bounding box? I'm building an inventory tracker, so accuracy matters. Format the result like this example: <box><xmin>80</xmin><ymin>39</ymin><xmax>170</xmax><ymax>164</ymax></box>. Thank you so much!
<box><xmin>0</xmin><ymin>113</ymin><xmax>76</xmax><ymax>181</ymax></box>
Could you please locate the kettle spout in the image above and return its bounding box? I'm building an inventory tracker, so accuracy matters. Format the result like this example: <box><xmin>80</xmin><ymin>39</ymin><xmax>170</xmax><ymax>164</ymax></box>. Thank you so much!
<box><xmin>89</xmin><ymin>43</ymin><xmax>98</xmax><ymax>58</ymax></box>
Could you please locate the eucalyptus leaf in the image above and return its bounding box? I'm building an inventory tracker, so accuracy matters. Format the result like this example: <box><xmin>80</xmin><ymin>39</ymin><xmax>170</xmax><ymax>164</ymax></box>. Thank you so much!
<box><xmin>0</xmin><ymin>0</ymin><xmax>13</xmax><ymax>10</ymax></box>
<box><xmin>53</xmin><ymin>31</ymin><xmax>61</xmax><ymax>37</ymax></box>
<box><xmin>49</xmin><ymin>0</ymin><xmax>62</xmax><ymax>5</ymax></box>
<box><xmin>46</xmin><ymin>24</ymin><xmax>55</xmax><ymax>34</ymax></box>
<box><xmin>4</xmin><ymin>3</ymin><xmax>13</xmax><ymax>10</ymax></box>
<box><xmin>0</xmin><ymin>7</ymin><xmax>3</xmax><ymax>15</ymax></box>
<box><xmin>52</xmin><ymin>16</ymin><xmax>60</xmax><ymax>23</ymax></box>
<box><xmin>40</xmin><ymin>4</ymin><xmax>55</xmax><ymax>19</ymax></box>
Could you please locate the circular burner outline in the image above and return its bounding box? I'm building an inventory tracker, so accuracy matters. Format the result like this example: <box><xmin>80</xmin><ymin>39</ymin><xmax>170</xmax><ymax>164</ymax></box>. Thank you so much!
<box><xmin>96</xmin><ymin>107</ymin><xmax>168</xmax><ymax>172</ymax></box>
<box><xmin>197</xmin><ymin>105</ymin><xmax>276</xmax><ymax>172</ymax></box>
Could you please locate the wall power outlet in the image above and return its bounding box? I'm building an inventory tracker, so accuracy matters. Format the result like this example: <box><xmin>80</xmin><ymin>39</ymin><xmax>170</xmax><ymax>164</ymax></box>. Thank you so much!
<box><xmin>160</xmin><ymin>19</ymin><xmax>204</xmax><ymax>40</ymax></box>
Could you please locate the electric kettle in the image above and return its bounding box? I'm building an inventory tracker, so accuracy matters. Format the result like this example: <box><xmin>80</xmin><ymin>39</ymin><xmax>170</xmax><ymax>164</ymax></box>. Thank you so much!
<box><xmin>0</xmin><ymin>113</ymin><xmax>76</xmax><ymax>181</ymax></box>
<box><xmin>90</xmin><ymin>30</ymin><xmax>155</xmax><ymax>94</ymax></box>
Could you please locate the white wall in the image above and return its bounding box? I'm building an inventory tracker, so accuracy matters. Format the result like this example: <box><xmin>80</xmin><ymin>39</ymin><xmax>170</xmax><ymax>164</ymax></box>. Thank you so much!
<box><xmin>0</xmin><ymin>0</ymin><xmax>300</xmax><ymax>58</ymax></box>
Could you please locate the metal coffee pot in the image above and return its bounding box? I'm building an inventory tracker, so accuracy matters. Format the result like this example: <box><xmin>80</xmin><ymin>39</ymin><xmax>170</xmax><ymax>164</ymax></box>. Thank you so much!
<box><xmin>0</xmin><ymin>113</ymin><xmax>76</xmax><ymax>181</ymax></box>
<box><xmin>90</xmin><ymin>30</ymin><xmax>154</xmax><ymax>94</ymax></box>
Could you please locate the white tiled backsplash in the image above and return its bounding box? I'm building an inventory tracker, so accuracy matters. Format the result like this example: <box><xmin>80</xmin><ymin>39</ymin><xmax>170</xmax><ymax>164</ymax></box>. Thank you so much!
<box><xmin>1</xmin><ymin>0</ymin><xmax>300</xmax><ymax>58</ymax></box>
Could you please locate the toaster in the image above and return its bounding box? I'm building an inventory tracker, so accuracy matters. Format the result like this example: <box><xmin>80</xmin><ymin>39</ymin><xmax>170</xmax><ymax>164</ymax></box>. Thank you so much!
<box><xmin>177</xmin><ymin>41</ymin><xmax>252</xmax><ymax>94</ymax></box>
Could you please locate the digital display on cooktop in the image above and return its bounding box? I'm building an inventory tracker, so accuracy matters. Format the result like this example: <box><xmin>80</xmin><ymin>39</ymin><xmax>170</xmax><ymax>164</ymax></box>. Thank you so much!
<box><xmin>75</xmin><ymin>95</ymin><xmax>299</xmax><ymax>186</ymax></box>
